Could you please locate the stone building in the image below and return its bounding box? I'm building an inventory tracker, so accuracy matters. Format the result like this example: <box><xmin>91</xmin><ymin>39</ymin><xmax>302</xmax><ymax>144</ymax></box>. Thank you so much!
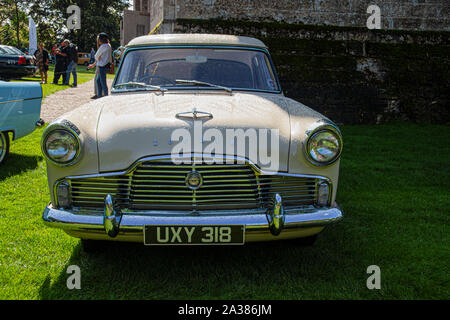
<box><xmin>120</xmin><ymin>0</ymin><xmax>449</xmax><ymax>124</ymax></box>
<box><xmin>121</xmin><ymin>0</ymin><xmax>449</xmax><ymax>45</ymax></box>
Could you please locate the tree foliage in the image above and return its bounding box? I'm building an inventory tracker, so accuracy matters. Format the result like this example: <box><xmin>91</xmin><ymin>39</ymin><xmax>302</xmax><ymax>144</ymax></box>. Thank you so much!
<box><xmin>0</xmin><ymin>0</ymin><xmax>29</xmax><ymax>49</ymax></box>
<box><xmin>46</xmin><ymin>0</ymin><xmax>129</xmax><ymax>51</ymax></box>
<box><xmin>0</xmin><ymin>0</ymin><xmax>128</xmax><ymax>51</ymax></box>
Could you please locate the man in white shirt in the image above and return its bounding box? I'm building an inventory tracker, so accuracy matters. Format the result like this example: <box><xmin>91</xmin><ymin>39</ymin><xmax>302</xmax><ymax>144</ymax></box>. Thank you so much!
<box><xmin>88</xmin><ymin>33</ymin><xmax>112</xmax><ymax>98</ymax></box>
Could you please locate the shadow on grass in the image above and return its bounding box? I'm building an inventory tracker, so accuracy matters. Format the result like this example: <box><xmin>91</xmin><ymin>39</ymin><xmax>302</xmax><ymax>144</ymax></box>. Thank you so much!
<box><xmin>38</xmin><ymin>224</ymin><xmax>353</xmax><ymax>300</ymax></box>
<box><xmin>0</xmin><ymin>153</ymin><xmax>42</xmax><ymax>182</ymax></box>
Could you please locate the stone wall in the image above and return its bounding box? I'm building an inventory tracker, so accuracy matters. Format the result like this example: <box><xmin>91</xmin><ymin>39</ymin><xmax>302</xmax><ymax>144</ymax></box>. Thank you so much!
<box><xmin>121</xmin><ymin>10</ymin><xmax>150</xmax><ymax>46</ymax></box>
<box><xmin>171</xmin><ymin>0</ymin><xmax>450</xmax><ymax>31</ymax></box>
<box><xmin>137</xmin><ymin>1</ymin><xmax>450</xmax><ymax>124</ymax></box>
<box><xmin>174</xmin><ymin>19</ymin><xmax>449</xmax><ymax>124</ymax></box>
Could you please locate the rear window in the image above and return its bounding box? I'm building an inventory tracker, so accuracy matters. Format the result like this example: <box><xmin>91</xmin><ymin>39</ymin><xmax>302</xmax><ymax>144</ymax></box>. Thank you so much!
<box><xmin>2</xmin><ymin>46</ymin><xmax>23</xmax><ymax>55</ymax></box>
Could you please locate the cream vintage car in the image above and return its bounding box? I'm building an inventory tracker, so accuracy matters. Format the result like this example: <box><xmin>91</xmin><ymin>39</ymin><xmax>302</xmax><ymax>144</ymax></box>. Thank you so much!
<box><xmin>41</xmin><ymin>34</ymin><xmax>343</xmax><ymax>251</ymax></box>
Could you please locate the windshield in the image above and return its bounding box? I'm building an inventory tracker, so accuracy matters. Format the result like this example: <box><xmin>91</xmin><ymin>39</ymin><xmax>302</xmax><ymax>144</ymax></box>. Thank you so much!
<box><xmin>114</xmin><ymin>47</ymin><xmax>280</xmax><ymax>92</ymax></box>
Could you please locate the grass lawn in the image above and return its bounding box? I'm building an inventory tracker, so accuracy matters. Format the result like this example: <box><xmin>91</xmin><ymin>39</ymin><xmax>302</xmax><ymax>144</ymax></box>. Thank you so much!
<box><xmin>0</xmin><ymin>123</ymin><xmax>448</xmax><ymax>299</ymax></box>
<box><xmin>15</xmin><ymin>64</ymin><xmax>115</xmax><ymax>98</ymax></box>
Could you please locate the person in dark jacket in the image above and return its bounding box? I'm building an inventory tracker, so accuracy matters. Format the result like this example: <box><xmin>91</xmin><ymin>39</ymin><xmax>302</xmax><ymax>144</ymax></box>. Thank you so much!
<box><xmin>34</xmin><ymin>42</ymin><xmax>49</xmax><ymax>84</ymax></box>
<box><xmin>52</xmin><ymin>40</ymin><xmax>69</xmax><ymax>84</ymax></box>
<box><xmin>64</xmin><ymin>40</ymin><xmax>78</xmax><ymax>87</ymax></box>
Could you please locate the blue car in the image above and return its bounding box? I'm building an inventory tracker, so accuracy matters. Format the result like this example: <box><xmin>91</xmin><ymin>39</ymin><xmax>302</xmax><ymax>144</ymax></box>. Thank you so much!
<box><xmin>0</xmin><ymin>81</ymin><xmax>42</xmax><ymax>164</ymax></box>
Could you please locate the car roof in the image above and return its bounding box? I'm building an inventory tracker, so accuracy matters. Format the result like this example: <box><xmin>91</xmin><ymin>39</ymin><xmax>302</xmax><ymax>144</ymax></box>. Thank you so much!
<box><xmin>126</xmin><ymin>34</ymin><xmax>267</xmax><ymax>49</ymax></box>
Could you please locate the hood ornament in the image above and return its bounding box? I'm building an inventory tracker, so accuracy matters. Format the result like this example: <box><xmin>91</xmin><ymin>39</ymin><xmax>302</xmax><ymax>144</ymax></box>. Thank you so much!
<box><xmin>176</xmin><ymin>108</ymin><xmax>213</xmax><ymax>120</ymax></box>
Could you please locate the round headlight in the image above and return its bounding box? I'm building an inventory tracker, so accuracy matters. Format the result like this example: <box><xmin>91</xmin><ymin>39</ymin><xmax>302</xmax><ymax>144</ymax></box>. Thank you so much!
<box><xmin>306</xmin><ymin>127</ymin><xmax>342</xmax><ymax>166</ymax></box>
<box><xmin>43</xmin><ymin>129</ymin><xmax>80</xmax><ymax>165</ymax></box>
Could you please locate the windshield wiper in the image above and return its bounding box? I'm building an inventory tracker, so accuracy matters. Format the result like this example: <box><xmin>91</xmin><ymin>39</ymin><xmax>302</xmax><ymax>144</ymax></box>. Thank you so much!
<box><xmin>113</xmin><ymin>82</ymin><xmax>166</xmax><ymax>92</ymax></box>
<box><xmin>175</xmin><ymin>79</ymin><xmax>233</xmax><ymax>93</ymax></box>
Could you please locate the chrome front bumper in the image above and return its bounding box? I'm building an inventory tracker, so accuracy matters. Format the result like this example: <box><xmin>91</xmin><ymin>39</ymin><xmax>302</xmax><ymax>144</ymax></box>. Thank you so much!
<box><xmin>42</xmin><ymin>201</ymin><xmax>343</xmax><ymax>243</ymax></box>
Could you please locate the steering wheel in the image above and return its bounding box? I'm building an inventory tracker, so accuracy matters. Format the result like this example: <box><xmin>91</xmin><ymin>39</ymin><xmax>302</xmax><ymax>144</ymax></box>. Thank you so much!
<box><xmin>137</xmin><ymin>75</ymin><xmax>176</xmax><ymax>86</ymax></box>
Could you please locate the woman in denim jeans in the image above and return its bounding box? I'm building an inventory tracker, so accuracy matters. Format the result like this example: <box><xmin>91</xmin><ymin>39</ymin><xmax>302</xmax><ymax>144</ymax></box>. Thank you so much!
<box><xmin>87</xmin><ymin>33</ymin><xmax>112</xmax><ymax>98</ymax></box>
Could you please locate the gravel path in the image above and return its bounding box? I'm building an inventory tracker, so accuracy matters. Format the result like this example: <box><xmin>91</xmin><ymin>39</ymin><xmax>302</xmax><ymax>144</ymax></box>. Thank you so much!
<box><xmin>40</xmin><ymin>79</ymin><xmax>114</xmax><ymax>123</ymax></box>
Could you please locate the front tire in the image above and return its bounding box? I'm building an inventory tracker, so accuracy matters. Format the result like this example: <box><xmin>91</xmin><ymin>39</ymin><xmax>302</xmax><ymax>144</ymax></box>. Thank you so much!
<box><xmin>0</xmin><ymin>132</ymin><xmax>10</xmax><ymax>165</ymax></box>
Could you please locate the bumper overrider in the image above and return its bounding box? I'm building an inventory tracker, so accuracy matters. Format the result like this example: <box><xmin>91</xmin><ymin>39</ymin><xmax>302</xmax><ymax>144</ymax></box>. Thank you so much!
<box><xmin>42</xmin><ymin>194</ymin><xmax>343</xmax><ymax>242</ymax></box>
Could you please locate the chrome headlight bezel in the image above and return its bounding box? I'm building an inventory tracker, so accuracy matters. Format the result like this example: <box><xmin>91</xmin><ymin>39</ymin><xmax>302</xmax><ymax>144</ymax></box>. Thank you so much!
<box><xmin>41</xmin><ymin>122</ymin><xmax>82</xmax><ymax>167</ymax></box>
<box><xmin>303</xmin><ymin>122</ymin><xmax>343</xmax><ymax>167</ymax></box>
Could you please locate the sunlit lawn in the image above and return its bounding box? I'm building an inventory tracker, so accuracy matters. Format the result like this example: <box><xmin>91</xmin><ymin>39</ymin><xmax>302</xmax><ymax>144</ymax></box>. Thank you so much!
<box><xmin>14</xmin><ymin>64</ymin><xmax>115</xmax><ymax>98</ymax></box>
<box><xmin>0</xmin><ymin>122</ymin><xmax>448</xmax><ymax>299</ymax></box>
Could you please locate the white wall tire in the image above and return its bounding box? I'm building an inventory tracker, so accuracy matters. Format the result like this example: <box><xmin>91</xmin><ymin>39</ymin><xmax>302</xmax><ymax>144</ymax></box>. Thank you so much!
<box><xmin>0</xmin><ymin>132</ymin><xmax>10</xmax><ymax>165</ymax></box>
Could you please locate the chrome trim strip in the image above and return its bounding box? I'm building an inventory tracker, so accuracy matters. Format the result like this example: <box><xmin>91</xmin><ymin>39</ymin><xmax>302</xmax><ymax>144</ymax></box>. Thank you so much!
<box><xmin>66</xmin><ymin>206</ymin><xmax>319</xmax><ymax>216</ymax></box>
<box><xmin>0</xmin><ymin>97</ymin><xmax>41</xmax><ymax>104</ymax></box>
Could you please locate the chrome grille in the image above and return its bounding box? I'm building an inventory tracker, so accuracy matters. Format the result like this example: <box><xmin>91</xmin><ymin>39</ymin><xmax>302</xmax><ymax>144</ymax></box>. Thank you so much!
<box><xmin>67</xmin><ymin>159</ymin><xmax>318</xmax><ymax>212</ymax></box>
<box><xmin>70</xmin><ymin>175</ymin><xmax>131</xmax><ymax>208</ymax></box>
<box><xmin>131</xmin><ymin>161</ymin><xmax>260</xmax><ymax>210</ymax></box>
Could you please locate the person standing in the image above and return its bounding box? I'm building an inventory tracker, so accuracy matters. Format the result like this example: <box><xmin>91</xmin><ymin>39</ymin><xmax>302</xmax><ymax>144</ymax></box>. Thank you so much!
<box><xmin>91</xmin><ymin>44</ymin><xmax>99</xmax><ymax>99</ymax></box>
<box><xmin>64</xmin><ymin>41</ymin><xmax>78</xmax><ymax>87</ymax></box>
<box><xmin>90</xmin><ymin>47</ymin><xmax>95</xmax><ymax>64</ymax></box>
<box><xmin>88</xmin><ymin>33</ymin><xmax>112</xmax><ymax>98</ymax></box>
<box><xmin>92</xmin><ymin>66</ymin><xmax>99</xmax><ymax>99</ymax></box>
<box><xmin>52</xmin><ymin>40</ymin><xmax>68</xmax><ymax>84</ymax></box>
<box><xmin>51</xmin><ymin>44</ymin><xmax>57</xmax><ymax>64</ymax></box>
<box><xmin>34</xmin><ymin>42</ymin><xmax>49</xmax><ymax>84</ymax></box>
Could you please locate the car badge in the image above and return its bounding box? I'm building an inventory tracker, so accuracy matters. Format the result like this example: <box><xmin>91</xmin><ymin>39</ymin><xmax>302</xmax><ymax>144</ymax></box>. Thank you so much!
<box><xmin>185</xmin><ymin>171</ymin><xmax>203</xmax><ymax>190</ymax></box>
<box><xmin>176</xmin><ymin>108</ymin><xmax>213</xmax><ymax>120</ymax></box>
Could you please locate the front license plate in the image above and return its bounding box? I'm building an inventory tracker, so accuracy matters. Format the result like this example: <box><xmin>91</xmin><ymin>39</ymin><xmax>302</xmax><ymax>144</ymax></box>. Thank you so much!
<box><xmin>144</xmin><ymin>225</ymin><xmax>245</xmax><ymax>245</ymax></box>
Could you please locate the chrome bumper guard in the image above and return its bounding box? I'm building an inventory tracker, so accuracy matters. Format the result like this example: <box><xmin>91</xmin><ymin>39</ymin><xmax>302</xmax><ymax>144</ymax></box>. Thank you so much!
<box><xmin>42</xmin><ymin>193</ymin><xmax>343</xmax><ymax>241</ymax></box>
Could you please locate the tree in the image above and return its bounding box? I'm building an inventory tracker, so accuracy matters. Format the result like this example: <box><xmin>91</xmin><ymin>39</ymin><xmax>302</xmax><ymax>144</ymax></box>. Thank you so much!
<box><xmin>26</xmin><ymin>0</ymin><xmax>66</xmax><ymax>48</ymax></box>
<box><xmin>1</xmin><ymin>0</ymin><xmax>128</xmax><ymax>51</ymax></box>
<box><xmin>14</xmin><ymin>0</ymin><xmax>20</xmax><ymax>47</ymax></box>
<box><xmin>0</xmin><ymin>0</ymin><xmax>29</xmax><ymax>49</ymax></box>
<box><xmin>45</xmin><ymin>0</ymin><xmax>128</xmax><ymax>51</ymax></box>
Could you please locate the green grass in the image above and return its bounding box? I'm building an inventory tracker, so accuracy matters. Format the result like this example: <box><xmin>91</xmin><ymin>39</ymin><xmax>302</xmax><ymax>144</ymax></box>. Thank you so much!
<box><xmin>15</xmin><ymin>64</ymin><xmax>115</xmax><ymax>98</ymax></box>
<box><xmin>0</xmin><ymin>123</ymin><xmax>448</xmax><ymax>299</ymax></box>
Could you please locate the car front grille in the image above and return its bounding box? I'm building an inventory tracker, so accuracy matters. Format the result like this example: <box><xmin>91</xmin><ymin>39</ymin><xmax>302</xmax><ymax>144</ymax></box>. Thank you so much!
<box><xmin>68</xmin><ymin>159</ymin><xmax>319</xmax><ymax>213</ymax></box>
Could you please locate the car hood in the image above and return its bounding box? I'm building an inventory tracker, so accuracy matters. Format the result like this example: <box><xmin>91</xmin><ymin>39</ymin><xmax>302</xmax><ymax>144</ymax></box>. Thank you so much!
<box><xmin>96</xmin><ymin>91</ymin><xmax>291</xmax><ymax>172</ymax></box>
